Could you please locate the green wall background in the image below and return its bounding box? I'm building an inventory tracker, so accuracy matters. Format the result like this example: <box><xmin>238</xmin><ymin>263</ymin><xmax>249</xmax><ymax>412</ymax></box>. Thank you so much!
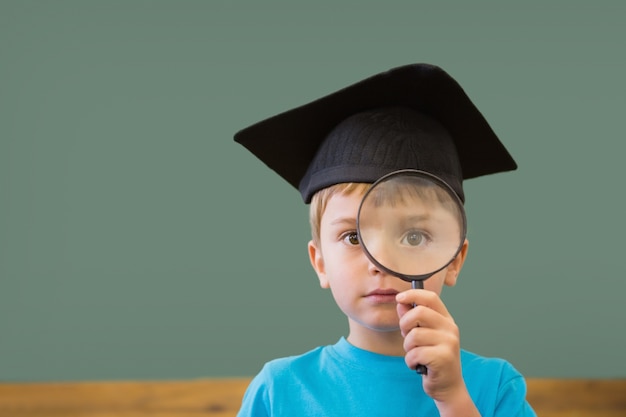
<box><xmin>1</xmin><ymin>1</ymin><xmax>625</xmax><ymax>381</ymax></box>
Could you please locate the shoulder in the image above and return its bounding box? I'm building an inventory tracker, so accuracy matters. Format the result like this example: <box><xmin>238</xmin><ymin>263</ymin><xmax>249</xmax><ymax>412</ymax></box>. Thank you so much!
<box><xmin>461</xmin><ymin>350</ymin><xmax>536</xmax><ymax>416</ymax></box>
<box><xmin>245</xmin><ymin>344</ymin><xmax>329</xmax><ymax>393</ymax></box>
<box><xmin>260</xmin><ymin>345</ymin><xmax>327</xmax><ymax>379</ymax></box>
<box><xmin>237</xmin><ymin>345</ymin><xmax>334</xmax><ymax>417</ymax></box>
<box><xmin>461</xmin><ymin>349</ymin><xmax>520</xmax><ymax>375</ymax></box>
<box><xmin>461</xmin><ymin>349</ymin><xmax>526</xmax><ymax>385</ymax></box>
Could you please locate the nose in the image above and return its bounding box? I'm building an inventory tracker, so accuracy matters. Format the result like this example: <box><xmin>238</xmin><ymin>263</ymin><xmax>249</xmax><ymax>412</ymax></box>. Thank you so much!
<box><xmin>363</xmin><ymin>237</ymin><xmax>396</xmax><ymax>276</ymax></box>
<box><xmin>361</xmin><ymin>238</ymin><xmax>382</xmax><ymax>276</ymax></box>
<box><xmin>365</xmin><ymin>248</ymin><xmax>393</xmax><ymax>277</ymax></box>
<box><xmin>367</xmin><ymin>257</ymin><xmax>382</xmax><ymax>276</ymax></box>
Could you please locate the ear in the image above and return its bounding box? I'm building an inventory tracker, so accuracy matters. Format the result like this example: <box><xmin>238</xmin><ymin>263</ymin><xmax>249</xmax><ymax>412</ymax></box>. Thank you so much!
<box><xmin>444</xmin><ymin>239</ymin><xmax>469</xmax><ymax>287</ymax></box>
<box><xmin>308</xmin><ymin>240</ymin><xmax>329</xmax><ymax>288</ymax></box>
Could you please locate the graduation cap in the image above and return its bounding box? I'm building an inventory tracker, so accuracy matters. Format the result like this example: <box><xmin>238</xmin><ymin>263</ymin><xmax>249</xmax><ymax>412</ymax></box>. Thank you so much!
<box><xmin>234</xmin><ymin>63</ymin><xmax>517</xmax><ymax>203</ymax></box>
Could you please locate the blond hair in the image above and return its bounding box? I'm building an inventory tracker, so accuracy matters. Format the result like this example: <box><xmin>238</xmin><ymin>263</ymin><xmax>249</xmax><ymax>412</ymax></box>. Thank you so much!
<box><xmin>309</xmin><ymin>178</ymin><xmax>463</xmax><ymax>248</ymax></box>
<box><xmin>309</xmin><ymin>182</ymin><xmax>370</xmax><ymax>248</ymax></box>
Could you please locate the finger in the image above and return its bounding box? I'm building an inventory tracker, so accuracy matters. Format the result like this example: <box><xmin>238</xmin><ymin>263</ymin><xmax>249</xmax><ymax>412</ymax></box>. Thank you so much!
<box><xmin>398</xmin><ymin>304</ymin><xmax>458</xmax><ymax>336</ymax></box>
<box><xmin>404</xmin><ymin>343</ymin><xmax>460</xmax><ymax>374</ymax></box>
<box><xmin>402</xmin><ymin>327</ymin><xmax>442</xmax><ymax>351</ymax></box>
<box><xmin>396</xmin><ymin>299</ymin><xmax>412</xmax><ymax>320</ymax></box>
<box><xmin>396</xmin><ymin>289</ymin><xmax>453</xmax><ymax>318</ymax></box>
<box><xmin>403</xmin><ymin>326</ymin><xmax>460</xmax><ymax>353</ymax></box>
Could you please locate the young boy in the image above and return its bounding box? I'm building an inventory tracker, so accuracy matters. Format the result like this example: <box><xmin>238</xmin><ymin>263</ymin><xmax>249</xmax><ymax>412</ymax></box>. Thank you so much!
<box><xmin>234</xmin><ymin>64</ymin><xmax>536</xmax><ymax>416</ymax></box>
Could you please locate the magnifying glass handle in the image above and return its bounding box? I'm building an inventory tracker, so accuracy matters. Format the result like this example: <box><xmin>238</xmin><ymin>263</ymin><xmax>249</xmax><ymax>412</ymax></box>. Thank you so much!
<box><xmin>411</xmin><ymin>280</ymin><xmax>428</xmax><ymax>375</ymax></box>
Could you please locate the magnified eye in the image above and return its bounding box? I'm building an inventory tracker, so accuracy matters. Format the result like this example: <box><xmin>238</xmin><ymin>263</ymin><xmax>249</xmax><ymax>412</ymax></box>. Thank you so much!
<box><xmin>401</xmin><ymin>230</ymin><xmax>428</xmax><ymax>246</ymax></box>
<box><xmin>342</xmin><ymin>232</ymin><xmax>360</xmax><ymax>246</ymax></box>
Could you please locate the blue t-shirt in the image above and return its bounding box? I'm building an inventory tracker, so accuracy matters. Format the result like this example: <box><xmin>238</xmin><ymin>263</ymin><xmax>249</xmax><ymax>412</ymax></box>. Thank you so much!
<box><xmin>237</xmin><ymin>338</ymin><xmax>536</xmax><ymax>416</ymax></box>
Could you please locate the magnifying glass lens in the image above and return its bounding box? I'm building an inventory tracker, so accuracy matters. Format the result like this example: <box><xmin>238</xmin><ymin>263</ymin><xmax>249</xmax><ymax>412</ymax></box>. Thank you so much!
<box><xmin>357</xmin><ymin>171</ymin><xmax>466</xmax><ymax>281</ymax></box>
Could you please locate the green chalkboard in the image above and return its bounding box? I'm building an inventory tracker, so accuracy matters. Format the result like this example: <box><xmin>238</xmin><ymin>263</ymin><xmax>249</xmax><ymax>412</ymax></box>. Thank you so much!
<box><xmin>1</xmin><ymin>0</ymin><xmax>625</xmax><ymax>381</ymax></box>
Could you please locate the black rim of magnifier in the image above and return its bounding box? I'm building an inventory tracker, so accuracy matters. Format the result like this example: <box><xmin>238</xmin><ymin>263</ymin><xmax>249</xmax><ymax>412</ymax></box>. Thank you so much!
<box><xmin>356</xmin><ymin>169</ymin><xmax>468</xmax><ymax>283</ymax></box>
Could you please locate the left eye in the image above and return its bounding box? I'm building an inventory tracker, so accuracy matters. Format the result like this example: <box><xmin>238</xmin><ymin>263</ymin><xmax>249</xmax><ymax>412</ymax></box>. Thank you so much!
<box><xmin>342</xmin><ymin>232</ymin><xmax>360</xmax><ymax>245</ymax></box>
<box><xmin>401</xmin><ymin>230</ymin><xmax>427</xmax><ymax>246</ymax></box>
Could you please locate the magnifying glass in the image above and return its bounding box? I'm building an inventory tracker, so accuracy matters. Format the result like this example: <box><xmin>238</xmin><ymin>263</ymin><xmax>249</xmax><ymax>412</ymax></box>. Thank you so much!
<box><xmin>356</xmin><ymin>169</ymin><xmax>467</xmax><ymax>375</ymax></box>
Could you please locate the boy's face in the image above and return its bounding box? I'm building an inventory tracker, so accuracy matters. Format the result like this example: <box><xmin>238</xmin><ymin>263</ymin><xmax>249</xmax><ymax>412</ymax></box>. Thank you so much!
<box><xmin>308</xmin><ymin>190</ymin><xmax>465</xmax><ymax>334</ymax></box>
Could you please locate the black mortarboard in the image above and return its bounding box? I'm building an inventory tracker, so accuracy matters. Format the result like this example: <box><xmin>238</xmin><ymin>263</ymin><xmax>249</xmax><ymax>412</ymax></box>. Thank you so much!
<box><xmin>234</xmin><ymin>63</ymin><xmax>517</xmax><ymax>203</ymax></box>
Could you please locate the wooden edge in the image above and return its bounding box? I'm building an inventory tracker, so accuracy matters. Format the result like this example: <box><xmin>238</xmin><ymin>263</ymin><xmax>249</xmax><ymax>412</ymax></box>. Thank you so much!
<box><xmin>0</xmin><ymin>379</ymin><xmax>248</xmax><ymax>408</ymax></box>
<box><xmin>526</xmin><ymin>379</ymin><xmax>626</xmax><ymax>410</ymax></box>
<box><xmin>0</xmin><ymin>378</ymin><xmax>624</xmax><ymax>416</ymax></box>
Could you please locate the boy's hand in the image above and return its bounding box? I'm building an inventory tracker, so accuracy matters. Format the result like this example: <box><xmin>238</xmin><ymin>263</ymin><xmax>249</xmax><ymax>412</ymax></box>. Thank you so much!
<box><xmin>396</xmin><ymin>289</ymin><xmax>478</xmax><ymax>414</ymax></box>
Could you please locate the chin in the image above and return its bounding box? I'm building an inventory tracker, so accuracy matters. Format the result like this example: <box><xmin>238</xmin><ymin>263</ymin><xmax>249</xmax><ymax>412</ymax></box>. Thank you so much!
<box><xmin>358</xmin><ymin>318</ymin><xmax>401</xmax><ymax>333</ymax></box>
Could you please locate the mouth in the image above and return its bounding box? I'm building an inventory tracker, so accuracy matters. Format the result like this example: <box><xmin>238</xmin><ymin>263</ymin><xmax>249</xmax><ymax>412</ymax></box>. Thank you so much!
<box><xmin>364</xmin><ymin>289</ymin><xmax>399</xmax><ymax>303</ymax></box>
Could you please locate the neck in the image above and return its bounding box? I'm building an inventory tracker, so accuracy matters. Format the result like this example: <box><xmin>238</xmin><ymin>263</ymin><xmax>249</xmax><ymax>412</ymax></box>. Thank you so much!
<box><xmin>346</xmin><ymin>321</ymin><xmax>406</xmax><ymax>356</ymax></box>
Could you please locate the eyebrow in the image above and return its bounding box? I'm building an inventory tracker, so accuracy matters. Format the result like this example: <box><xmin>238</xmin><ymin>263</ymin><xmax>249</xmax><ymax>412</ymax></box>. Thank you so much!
<box><xmin>403</xmin><ymin>214</ymin><xmax>431</xmax><ymax>223</ymax></box>
<box><xmin>329</xmin><ymin>217</ymin><xmax>357</xmax><ymax>226</ymax></box>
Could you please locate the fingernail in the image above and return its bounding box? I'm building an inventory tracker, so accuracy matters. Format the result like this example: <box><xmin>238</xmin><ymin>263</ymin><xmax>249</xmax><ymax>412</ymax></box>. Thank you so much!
<box><xmin>396</xmin><ymin>292</ymin><xmax>406</xmax><ymax>302</ymax></box>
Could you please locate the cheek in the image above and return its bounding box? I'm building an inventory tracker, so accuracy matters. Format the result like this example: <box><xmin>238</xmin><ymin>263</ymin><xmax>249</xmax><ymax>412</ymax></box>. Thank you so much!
<box><xmin>422</xmin><ymin>271</ymin><xmax>447</xmax><ymax>294</ymax></box>
<box><xmin>324</xmin><ymin>260</ymin><xmax>354</xmax><ymax>285</ymax></box>
<box><xmin>322</xmin><ymin>249</ymin><xmax>365</xmax><ymax>284</ymax></box>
